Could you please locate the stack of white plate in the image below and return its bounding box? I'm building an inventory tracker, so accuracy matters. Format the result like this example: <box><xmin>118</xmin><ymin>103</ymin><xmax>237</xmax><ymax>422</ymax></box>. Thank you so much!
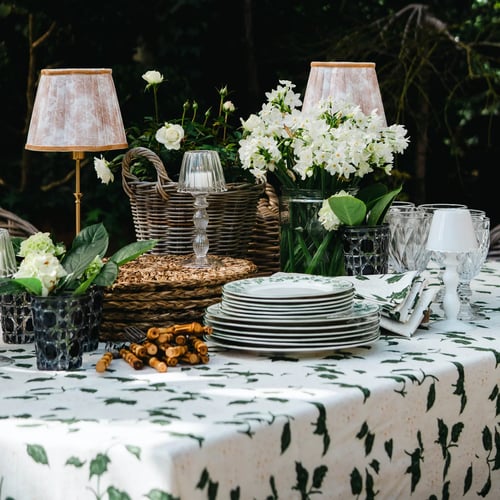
<box><xmin>204</xmin><ymin>275</ymin><xmax>380</xmax><ymax>354</ymax></box>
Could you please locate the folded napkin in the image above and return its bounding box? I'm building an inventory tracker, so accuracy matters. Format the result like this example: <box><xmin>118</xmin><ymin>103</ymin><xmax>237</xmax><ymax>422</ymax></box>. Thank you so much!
<box><xmin>273</xmin><ymin>271</ymin><xmax>436</xmax><ymax>337</ymax></box>
<box><xmin>340</xmin><ymin>272</ymin><xmax>437</xmax><ymax>337</ymax></box>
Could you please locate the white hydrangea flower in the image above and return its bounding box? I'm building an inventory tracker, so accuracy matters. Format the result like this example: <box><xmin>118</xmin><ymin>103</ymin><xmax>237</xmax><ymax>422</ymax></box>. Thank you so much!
<box><xmin>94</xmin><ymin>155</ymin><xmax>114</xmax><ymax>184</ymax></box>
<box><xmin>18</xmin><ymin>233</ymin><xmax>65</xmax><ymax>258</ymax></box>
<box><xmin>14</xmin><ymin>252</ymin><xmax>67</xmax><ymax>296</ymax></box>
<box><xmin>155</xmin><ymin>123</ymin><xmax>185</xmax><ymax>150</ymax></box>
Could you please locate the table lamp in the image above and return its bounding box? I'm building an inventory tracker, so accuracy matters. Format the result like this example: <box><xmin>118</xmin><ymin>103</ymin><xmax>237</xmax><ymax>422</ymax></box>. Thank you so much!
<box><xmin>25</xmin><ymin>68</ymin><xmax>128</xmax><ymax>235</ymax></box>
<box><xmin>177</xmin><ymin>150</ymin><xmax>227</xmax><ymax>268</ymax></box>
<box><xmin>302</xmin><ymin>62</ymin><xmax>387</xmax><ymax>124</ymax></box>
<box><xmin>426</xmin><ymin>208</ymin><xmax>478</xmax><ymax>332</ymax></box>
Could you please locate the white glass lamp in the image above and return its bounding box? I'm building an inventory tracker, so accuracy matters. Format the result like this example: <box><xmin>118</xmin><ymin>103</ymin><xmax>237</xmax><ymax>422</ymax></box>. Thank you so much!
<box><xmin>177</xmin><ymin>150</ymin><xmax>227</xmax><ymax>268</ymax></box>
<box><xmin>25</xmin><ymin>68</ymin><xmax>128</xmax><ymax>235</ymax></box>
<box><xmin>426</xmin><ymin>208</ymin><xmax>478</xmax><ymax>332</ymax></box>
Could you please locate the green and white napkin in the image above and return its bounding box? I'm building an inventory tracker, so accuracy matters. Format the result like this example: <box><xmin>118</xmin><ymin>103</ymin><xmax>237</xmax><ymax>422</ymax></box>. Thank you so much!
<box><xmin>341</xmin><ymin>271</ymin><xmax>437</xmax><ymax>337</ymax></box>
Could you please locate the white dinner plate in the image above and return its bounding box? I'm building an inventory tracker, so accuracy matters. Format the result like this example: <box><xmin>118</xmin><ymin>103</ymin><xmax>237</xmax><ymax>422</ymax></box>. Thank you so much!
<box><xmin>220</xmin><ymin>295</ymin><xmax>354</xmax><ymax>317</ymax></box>
<box><xmin>205</xmin><ymin>301</ymin><xmax>379</xmax><ymax>326</ymax></box>
<box><xmin>205</xmin><ymin>312</ymin><xmax>379</xmax><ymax>334</ymax></box>
<box><xmin>208</xmin><ymin>320</ymin><xmax>380</xmax><ymax>341</ymax></box>
<box><xmin>223</xmin><ymin>275</ymin><xmax>354</xmax><ymax>303</ymax></box>
<box><xmin>206</xmin><ymin>333</ymin><xmax>380</xmax><ymax>354</ymax></box>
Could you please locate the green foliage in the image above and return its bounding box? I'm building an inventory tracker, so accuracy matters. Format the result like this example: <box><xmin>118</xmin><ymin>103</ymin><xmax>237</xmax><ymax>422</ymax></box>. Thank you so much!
<box><xmin>328</xmin><ymin>184</ymin><xmax>402</xmax><ymax>227</ymax></box>
<box><xmin>0</xmin><ymin>223</ymin><xmax>156</xmax><ymax>296</ymax></box>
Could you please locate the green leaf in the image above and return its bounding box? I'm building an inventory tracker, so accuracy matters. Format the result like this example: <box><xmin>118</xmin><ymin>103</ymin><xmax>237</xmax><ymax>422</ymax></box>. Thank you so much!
<box><xmin>26</xmin><ymin>444</ymin><xmax>49</xmax><ymax>465</ymax></box>
<box><xmin>89</xmin><ymin>452</ymin><xmax>111</xmax><ymax>478</ymax></box>
<box><xmin>366</xmin><ymin>186</ymin><xmax>402</xmax><ymax>225</ymax></box>
<box><xmin>0</xmin><ymin>277</ymin><xmax>42</xmax><ymax>295</ymax></box>
<box><xmin>93</xmin><ymin>260</ymin><xmax>119</xmax><ymax>287</ymax></box>
<box><xmin>357</xmin><ymin>183</ymin><xmax>388</xmax><ymax>207</ymax></box>
<box><xmin>281</xmin><ymin>421</ymin><xmax>291</xmax><ymax>454</ymax></box>
<box><xmin>59</xmin><ymin>240</ymin><xmax>107</xmax><ymax>290</ymax></box>
<box><xmin>109</xmin><ymin>239</ymin><xmax>157</xmax><ymax>266</ymax></box>
<box><xmin>107</xmin><ymin>486</ymin><xmax>132</xmax><ymax>500</ymax></box>
<box><xmin>329</xmin><ymin>196</ymin><xmax>366</xmax><ymax>225</ymax></box>
<box><xmin>71</xmin><ymin>223</ymin><xmax>109</xmax><ymax>256</ymax></box>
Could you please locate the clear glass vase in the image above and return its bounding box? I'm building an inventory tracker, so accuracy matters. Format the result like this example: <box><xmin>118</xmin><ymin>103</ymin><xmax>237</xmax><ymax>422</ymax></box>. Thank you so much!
<box><xmin>279</xmin><ymin>189</ymin><xmax>344</xmax><ymax>276</ymax></box>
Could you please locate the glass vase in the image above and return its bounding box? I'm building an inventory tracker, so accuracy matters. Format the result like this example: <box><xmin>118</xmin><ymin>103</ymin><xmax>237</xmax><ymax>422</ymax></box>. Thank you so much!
<box><xmin>31</xmin><ymin>293</ymin><xmax>89</xmax><ymax>370</ymax></box>
<box><xmin>279</xmin><ymin>189</ymin><xmax>344</xmax><ymax>276</ymax></box>
<box><xmin>341</xmin><ymin>224</ymin><xmax>390</xmax><ymax>276</ymax></box>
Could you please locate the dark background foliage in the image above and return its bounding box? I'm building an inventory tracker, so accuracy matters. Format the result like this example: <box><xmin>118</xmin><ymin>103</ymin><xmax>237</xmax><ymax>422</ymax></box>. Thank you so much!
<box><xmin>0</xmin><ymin>0</ymin><xmax>499</xmax><ymax>248</ymax></box>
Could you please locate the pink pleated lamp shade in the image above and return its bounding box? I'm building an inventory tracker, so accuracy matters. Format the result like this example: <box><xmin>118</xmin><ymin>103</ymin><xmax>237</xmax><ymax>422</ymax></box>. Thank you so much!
<box><xmin>302</xmin><ymin>62</ymin><xmax>386</xmax><ymax>124</ymax></box>
<box><xmin>25</xmin><ymin>68</ymin><xmax>127</xmax><ymax>152</ymax></box>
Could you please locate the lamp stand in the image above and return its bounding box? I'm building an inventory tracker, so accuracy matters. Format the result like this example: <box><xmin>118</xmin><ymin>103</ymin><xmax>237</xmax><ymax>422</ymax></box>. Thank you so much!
<box><xmin>433</xmin><ymin>252</ymin><xmax>473</xmax><ymax>332</ymax></box>
<box><xmin>73</xmin><ymin>151</ymin><xmax>84</xmax><ymax>235</ymax></box>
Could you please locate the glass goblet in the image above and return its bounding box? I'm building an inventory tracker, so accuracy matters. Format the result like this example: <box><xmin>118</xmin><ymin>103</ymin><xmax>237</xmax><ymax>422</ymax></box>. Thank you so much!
<box><xmin>457</xmin><ymin>215</ymin><xmax>490</xmax><ymax>321</ymax></box>
<box><xmin>386</xmin><ymin>208</ymin><xmax>431</xmax><ymax>273</ymax></box>
<box><xmin>177</xmin><ymin>150</ymin><xmax>227</xmax><ymax>268</ymax></box>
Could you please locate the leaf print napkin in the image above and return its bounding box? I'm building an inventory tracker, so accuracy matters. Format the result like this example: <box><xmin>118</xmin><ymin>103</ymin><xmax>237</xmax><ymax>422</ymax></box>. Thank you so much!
<box><xmin>341</xmin><ymin>272</ymin><xmax>437</xmax><ymax>337</ymax></box>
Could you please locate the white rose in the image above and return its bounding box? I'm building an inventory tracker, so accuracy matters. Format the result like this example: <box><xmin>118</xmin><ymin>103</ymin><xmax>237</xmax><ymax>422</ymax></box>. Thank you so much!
<box><xmin>93</xmin><ymin>155</ymin><xmax>114</xmax><ymax>184</ymax></box>
<box><xmin>155</xmin><ymin>123</ymin><xmax>185</xmax><ymax>150</ymax></box>
<box><xmin>142</xmin><ymin>70</ymin><xmax>164</xmax><ymax>85</ymax></box>
<box><xmin>223</xmin><ymin>100</ymin><xmax>235</xmax><ymax>113</ymax></box>
<box><xmin>14</xmin><ymin>253</ymin><xmax>67</xmax><ymax>296</ymax></box>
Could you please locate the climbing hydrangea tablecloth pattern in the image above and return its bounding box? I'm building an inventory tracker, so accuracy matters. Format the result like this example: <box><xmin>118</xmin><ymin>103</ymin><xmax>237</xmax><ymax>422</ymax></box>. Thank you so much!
<box><xmin>0</xmin><ymin>263</ymin><xmax>499</xmax><ymax>499</ymax></box>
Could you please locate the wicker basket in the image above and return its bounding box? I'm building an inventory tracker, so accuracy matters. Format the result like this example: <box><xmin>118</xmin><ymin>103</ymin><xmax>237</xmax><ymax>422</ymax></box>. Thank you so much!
<box><xmin>248</xmin><ymin>183</ymin><xmax>280</xmax><ymax>276</ymax></box>
<box><xmin>122</xmin><ymin>147</ymin><xmax>265</xmax><ymax>257</ymax></box>
<box><xmin>100</xmin><ymin>254</ymin><xmax>257</xmax><ymax>341</ymax></box>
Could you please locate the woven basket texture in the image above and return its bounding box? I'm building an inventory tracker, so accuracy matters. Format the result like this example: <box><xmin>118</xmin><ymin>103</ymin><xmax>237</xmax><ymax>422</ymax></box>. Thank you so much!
<box><xmin>122</xmin><ymin>147</ymin><xmax>265</xmax><ymax>258</ymax></box>
<box><xmin>100</xmin><ymin>254</ymin><xmax>258</xmax><ymax>341</ymax></box>
<box><xmin>248</xmin><ymin>183</ymin><xmax>280</xmax><ymax>276</ymax></box>
<box><xmin>0</xmin><ymin>208</ymin><xmax>38</xmax><ymax>238</ymax></box>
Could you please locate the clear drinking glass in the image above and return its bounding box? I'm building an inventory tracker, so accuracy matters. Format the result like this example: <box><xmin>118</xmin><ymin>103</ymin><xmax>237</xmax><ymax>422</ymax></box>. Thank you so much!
<box><xmin>177</xmin><ymin>150</ymin><xmax>227</xmax><ymax>268</ymax></box>
<box><xmin>457</xmin><ymin>215</ymin><xmax>490</xmax><ymax>320</ymax></box>
<box><xmin>386</xmin><ymin>208</ymin><xmax>432</xmax><ymax>273</ymax></box>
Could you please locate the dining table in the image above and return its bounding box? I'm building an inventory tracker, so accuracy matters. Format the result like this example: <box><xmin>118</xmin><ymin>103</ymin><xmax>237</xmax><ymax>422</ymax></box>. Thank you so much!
<box><xmin>0</xmin><ymin>261</ymin><xmax>499</xmax><ymax>499</ymax></box>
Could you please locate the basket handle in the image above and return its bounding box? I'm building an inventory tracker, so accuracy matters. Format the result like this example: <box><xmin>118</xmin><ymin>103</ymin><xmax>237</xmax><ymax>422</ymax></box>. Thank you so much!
<box><xmin>121</xmin><ymin>147</ymin><xmax>173</xmax><ymax>200</ymax></box>
<box><xmin>264</xmin><ymin>182</ymin><xmax>280</xmax><ymax>212</ymax></box>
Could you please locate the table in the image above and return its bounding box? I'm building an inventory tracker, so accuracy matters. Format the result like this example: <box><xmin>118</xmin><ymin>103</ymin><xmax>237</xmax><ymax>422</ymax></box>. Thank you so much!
<box><xmin>1</xmin><ymin>263</ymin><xmax>499</xmax><ymax>499</ymax></box>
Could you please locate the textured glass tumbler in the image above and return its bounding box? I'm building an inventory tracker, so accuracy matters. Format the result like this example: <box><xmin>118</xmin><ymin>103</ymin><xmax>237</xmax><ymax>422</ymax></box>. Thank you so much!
<box><xmin>31</xmin><ymin>294</ymin><xmax>88</xmax><ymax>370</ymax></box>
<box><xmin>386</xmin><ymin>209</ymin><xmax>431</xmax><ymax>273</ymax></box>
<box><xmin>341</xmin><ymin>224</ymin><xmax>390</xmax><ymax>275</ymax></box>
<box><xmin>0</xmin><ymin>292</ymin><xmax>34</xmax><ymax>344</ymax></box>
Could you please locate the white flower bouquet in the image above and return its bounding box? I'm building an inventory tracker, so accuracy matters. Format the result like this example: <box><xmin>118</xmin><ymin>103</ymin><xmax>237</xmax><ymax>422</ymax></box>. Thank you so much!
<box><xmin>238</xmin><ymin>80</ymin><xmax>410</xmax><ymax>274</ymax></box>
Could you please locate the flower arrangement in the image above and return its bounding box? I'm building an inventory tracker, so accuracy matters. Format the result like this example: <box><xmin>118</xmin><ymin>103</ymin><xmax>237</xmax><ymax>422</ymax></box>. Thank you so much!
<box><xmin>238</xmin><ymin>79</ymin><xmax>409</xmax><ymax>275</ymax></box>
<box><xmin>238</xmin><ymin>79</ymin><xmax>409</xmax><ymax>222</ymax></box>
<box><xmin>94</xmin><ymin>70</ymin><xmax>252</xmax><ymax>184</ymax></box>
<box><xmin>0</xmin><ymin>224</ymin><xmax>156</xmax><ymax>296</ymax></box>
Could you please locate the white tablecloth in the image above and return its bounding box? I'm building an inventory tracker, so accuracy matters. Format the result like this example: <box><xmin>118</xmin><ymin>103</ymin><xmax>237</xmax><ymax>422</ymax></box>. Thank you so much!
<box><xmin>0</xmin><ymin>263</ymin><xmax>499</xmax><ymax>499</ymax></box>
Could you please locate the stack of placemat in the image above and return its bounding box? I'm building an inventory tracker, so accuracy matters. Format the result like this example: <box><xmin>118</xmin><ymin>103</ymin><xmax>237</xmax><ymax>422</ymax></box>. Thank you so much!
<box><xmin>100</xmin><ymin>254</ymin><xmax>257</xmax><ymax>341</ymax></box>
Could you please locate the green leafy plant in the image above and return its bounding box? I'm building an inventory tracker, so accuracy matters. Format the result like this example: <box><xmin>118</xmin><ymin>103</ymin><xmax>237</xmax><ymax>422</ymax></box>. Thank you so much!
<box><xmin>0</xmin><ymin>223</ymin><xmax>156</xmax><ymax>296</ymax></box>
<box><xmin>95</xmin><ymin>70</ymin><xmax>253</xmax><ymax>184</ymax></box>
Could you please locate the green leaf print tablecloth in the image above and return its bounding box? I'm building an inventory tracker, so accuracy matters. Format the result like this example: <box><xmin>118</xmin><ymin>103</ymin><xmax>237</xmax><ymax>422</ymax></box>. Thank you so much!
<box><xmin>0</xmin><ymin>262</ymin><xmax>499</xmax><ymax>499</ymax></box>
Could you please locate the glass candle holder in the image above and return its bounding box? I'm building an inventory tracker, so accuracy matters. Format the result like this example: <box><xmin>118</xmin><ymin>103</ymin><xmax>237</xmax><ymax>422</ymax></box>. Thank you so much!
<box><xmin>177</xmin><ymin>150</ymin><xmax>227</xmax><ymax>268</ymax></box>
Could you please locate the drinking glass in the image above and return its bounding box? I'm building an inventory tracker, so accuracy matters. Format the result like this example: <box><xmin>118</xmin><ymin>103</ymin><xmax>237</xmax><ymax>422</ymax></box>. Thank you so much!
<box><xmin>457</xmin><ymin>215</ymin><xmax>490</xmax><ymax>320</ymax></box>
<box><xmin>386</xmin><ymin>208</ymin><xmax>432</xmax><ymax>273</ymax></box>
